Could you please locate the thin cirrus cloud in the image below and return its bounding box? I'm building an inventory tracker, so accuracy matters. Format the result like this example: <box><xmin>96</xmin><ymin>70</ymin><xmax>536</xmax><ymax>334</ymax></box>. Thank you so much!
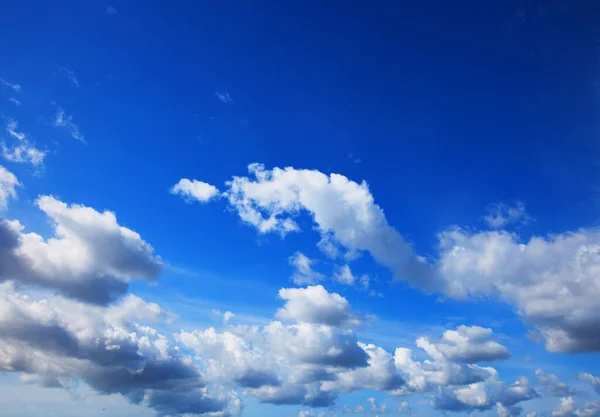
<box><xmin>177</xmin><ymin>163</ymin><xmax>600</xmax><ymax>355</ymax></box>
<box><xmin>56</xmin><ymin>66</ymin><xmax>80</xmax><ymax>87</ymax></box>
<box><xmin>53</xmin><ymin>106</ymin><xmax>85</xmax><ymax>143</ymax></box>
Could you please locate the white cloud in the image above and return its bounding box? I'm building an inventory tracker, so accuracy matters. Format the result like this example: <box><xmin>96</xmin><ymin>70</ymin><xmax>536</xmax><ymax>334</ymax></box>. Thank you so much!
<box><xmin>554</xmin><ymin>397</ymin><xmax>576</xmax><ymax>417</ymax></box>
<box><xmin>212</xmin><ymin>309</ymin><xmax>235</xmax><ymax>324</ymax></box>
<box><xmin>579</xmin><ymin>372</ymin><xmax>600</xmax><ymax>396</ymax></box>
<box><xmin>536</xmin><ymin>369</ymin><xmax>576</xmax><ymax>396</ymax></box>
<box><xmin>398</xmin><ymin>401</ymin><xmax>411</xmax><ymax>413</ymax></box>
<box><xmin>527</xmin><ymin>413</ymin><xmax>538</xmax><ymax>417</ymax></box>
<box><xmin>0</xmin><ymin>165</ymin><xmax>20</xmax><ymax>210</ymax></box>
<box><xmin>0</xmin><ymin>284</ymin><xmax>238</xmax><ymax>417</ymax></box>
<box><xmin>8</xmin><ymin>97</ymin><xmax>20</xmax><ymax>106</ymax></box>
<box><xmin>485</xmin><ymin>202</ymin><xmax>531</xmax><ymax>228</ymax></box>
<box><xmin>438</xmin><ymin>227</ymin><xmax>600</xmax><ymax>352</ymax></box>
<box><xmin>496</xmin><ymin>402</ymin><xmax>522</xmax><ymax>417</ymax></box>
<box><xmin>215</xmin><ymin>92</ymin><xmax>234</xmax><ymax>104</ymax></box>
<box><xmin>367</xmin><ymin>397</ymin><xmax>389</xmax><ymax>413</ymax></box>
<box><xmin>276</xmin><ymin>285</ymin><xmax>360</xmax><ymax>327</ymax></box>
<box><xmin>0</xmin><ymin>79</ymin><xmax>21</xmax><ymax>92</ymax></box>
<box><xmin>170</xmin><ymin>178</ymin><xmax>219</xmax><ymax>203</ymax></box>
<box><xmin>211</xmin><ymin>163</ymin><xmax>600</xmax><ymax>354</ymax></box>
<box><xmin>54</xmin><ymin>106</ymin><xmax>85</xmax><ymax>143</ymax></box>
<box><xmin>56</xmin><ymin>67</ymin><xmax>80</xmax><ymax>87</ymax></box>
<box><xmin>224</xmin><ymin>163</ymin><xmax>435</xmax><ymax>288</ymax></box>
<box><xmin>0</xmin><ymin>196</ymin><xmax>162</xmax><ymax>304</ymax></box>
<box><xmin>417</xmin><ymin>325</ymin><xmax>510</xmax><ymax>363</ymax></box>
<box><xmin>106</xmin><ymin>5</ymin><xmax>117</xmax><ymax>14</ymax></box>
<box><xmin>289</xmin><ymin>252</ymin><xmax>324</xmax><ymax>285</ymax></box>
<box><xmin>3</xmin><ymin>120</ymin><xmax>46</xmax><ymax>167</ymax></box>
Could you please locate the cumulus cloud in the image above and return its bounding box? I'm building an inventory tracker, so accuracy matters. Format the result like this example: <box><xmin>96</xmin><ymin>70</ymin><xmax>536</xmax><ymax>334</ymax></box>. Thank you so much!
<box><xmin>485</xmin><ymin>202</ymin><xmax>531</xmax><ymax>228</ymax></box>
<box><xmin>536</xmin><ymin>369</ymin><xmax>576</xmax><ymax>396</ymax></box>
<box><xmin>213</xmin><ymin>163</ymin><xmax>600</xmax><ymax>354</ymax></box>
<box><xmin>0</xmin><ymin>165</ymin><xmax>20</xmax><ymax>210</ymax></box>
<box><xmin>367</xmin><ymin>397</ymin><xmax>389</xmax><ymax>413</ymax></box>
<box><xmin>289</xmin><ymin>252</ymin><xmax>324</xmax><ymax>285</ymax></box>
<box><xmin>433</xmin><ymin>376</ymin><xmax>538</xmax><ymax>412</ymax></box>
<box><xmin>417</xmin><ymin>325</ymin><xmax>511</xmax><ymax>363</ymax></box>
<box><xmin>579</xmin><ymin>373</ymin><xmax>600</xmax><ymax>396</ymax></box>
<box><xmin>496</xmin><ymin>402</ymin><xmax>522</xmax><ymax>417</ymax></box>
<box><xmin>171</xmin><ymin>178</ymin><xmax>219</xmax><ymax>203</ymax></box>
<box><xmin>0</xmin><ymin>284</ymin><xmax>238</xmax><ymax>416</ymax></box>
<box><xmin>0</xmin><ymin>196</ymin><xmax>162</xmax><ymax>304</ymax></box>
<box><xmin>438</xmin><ymin>227</ymin><xmax>600</xmax><ymax>353</ymax></box>
<box><xmin>554</xmin><ymin>397</ymin><xmax>577</xmax><ymax>417</ymax></box>
<box><xmin>276</xmin><ymin>285</ymin><xmax>361</xmax><ymax>327</ymax></box>
<box><xmin>398</xmin><ymin>401</ymin><xmax>411</xmax><ymax>413</ymax></box>
<box><xmin>223</xmin><ymin>163</ymin><xmax>435</xmax><ymax>287</ymax></box>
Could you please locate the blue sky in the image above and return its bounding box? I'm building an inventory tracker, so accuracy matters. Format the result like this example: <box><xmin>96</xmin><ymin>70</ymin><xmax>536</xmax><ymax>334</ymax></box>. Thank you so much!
<box><xmin>1</xmin><ymin>1</ymin><xmax>600</xmax><ymax>417</ymax></box>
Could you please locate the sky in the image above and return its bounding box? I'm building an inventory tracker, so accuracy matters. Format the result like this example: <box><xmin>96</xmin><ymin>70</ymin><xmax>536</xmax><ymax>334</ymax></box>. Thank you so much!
<box><xmin>1</xmin><ymin>1</ymin><xmax>600</xmax><ymax>416</ymax></box>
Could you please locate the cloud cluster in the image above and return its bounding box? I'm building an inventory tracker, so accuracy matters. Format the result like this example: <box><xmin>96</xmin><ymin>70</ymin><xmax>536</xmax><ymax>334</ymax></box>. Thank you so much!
<box><xmin>202</xmin><ymin>163</ymin><xmax>600</xmax><ymax>354</ymax></box>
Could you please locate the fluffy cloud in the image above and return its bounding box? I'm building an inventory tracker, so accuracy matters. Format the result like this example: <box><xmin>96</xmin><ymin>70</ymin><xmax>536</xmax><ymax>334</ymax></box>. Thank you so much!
<box><xmin>216</xmin><ymin>164</ymin><xmax>600</xmax><ymax>354</ymax></box>
<box><xmin>496</xmin><ymin>402</ymin><xmax>522</xmax><ymax>417</ymax></box>
<box><xmin>417</xmin><ymin>325</ymin><xmax>510</xmax><ymax>363</ymax></box>
<box><xmin>289</xmin><ymin>252</ymin><xmax>324</xmax><ymax>285</ymax></box>
<box><xmin>536</xmin><ymin>369</ymin><xmax>576</xmax><ymax>397</ymax></box>
<box><xmin>0</xmin><ymin>196</ymin><xmax>162</xmax><ymax>304</ymax></box>
<box><xmin>276</xmin><ymin>286</ymin><xmax>361</xmax><ymax>327</ymax></box>
<box><xmin>554</xmin><ymin>397</ymin><xmax>577</xmax><ymax>417</ymax></box>
<box><xmin>223</xmin><ymin>163</ymin><xmax>435</xmax><ymax>287</ymax></box>
<box><xmin>171</xmin><ymin>179</ymin><xmax>219</xmax><ymax>203</ymax></box>
<box><xmin>433</xmin><ymin>376</ymin><xmax>538</xmax><ymax>412</ymax></box>
<box><xmin>0</xmin><ymin>165</ymin><xmax>20</xmax><ymax>209</ymax></box>
<box><xmin>0</xmin><ymin>284</ymin><xmax>238</xmax><ymax>416</ymax></box>
<box><xmin>579</xmin><ymin>373</ymin><xmax>600</xmax><ymax>396</ymax></box>
<box><xmin>438</xmin><ymin>227</ymin><xmax>600</xmax><ymax>352</ymax></box>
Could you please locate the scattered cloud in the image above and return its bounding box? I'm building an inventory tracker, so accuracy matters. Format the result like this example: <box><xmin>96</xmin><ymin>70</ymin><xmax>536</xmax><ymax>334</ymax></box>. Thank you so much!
<box><xmin>106</xmin><ymin>5</ymin><xmax>117</xmax><ymax>14</ymax></box>
<box><xmin>579</xmin><ymin>373</ymin><xmax>600</xmax><ymax>396</ymax></box>
<box><xmin>170</xmin><ymin>178</ymin><xmax>219</xmax><ymax>203</ymax></box>
<box><xmin>484</xmin><ymin>201</ymin><xmax>531</xmax><ymax>228</ymax></box>
<box><xmin>216</xmin><ymin>91</ymin><xmax>234</xmax><ymax>104</ymax></box>
<box><xmin>0</xmin><ymin>79</ymin><xmax>21</xmax><ymax>92</ymax></box>
<box><xmin>215</xmin><ymin>163</ymin><xmax>600</xmax><ymax>353</ymax></box>
<box><xmin>54</xmin><ymin>106</ymin><xmax>85</xmax><ymax>142</ymax></box>
<box><xmin>8</xmin><ymin>97</ymin><xmax>20</xmax><ymax>106</ymax></box>
<box><xmin>56</xmin><ymin>66</ymin><xmax>80</xmax><ymax>87</ymax></box>
<box><xmin>348</xmin><ymin>153</ymin><xmax>361</xmax><ymax>164</ymax></box>
<box><xmin>212</xmin><ymin>309</ymin><xmax>235</xmax><ymax>324</ymax></box>
<box><xmin>334</xmin><ymin>264</ymin><xmax>370</xmax><ymax>289</ymax></box>
<box><xmin>0</xmin><ymin>165</ymin><xmax>20</xmax><ymax>209</ymax></box>
<box><xmin>289</xmin><ymin>252</ymin><xmax>324</xmax><ymax>285</ymax></box>
<box><xmin>2</xmin><ymin>119</ymin><xmax>46</xmax><ymax>167</ymax></box>
<box><xmin>536</xmin><ymin>369</ymin><xmax>577</xmax><ymax>397</ymax></box>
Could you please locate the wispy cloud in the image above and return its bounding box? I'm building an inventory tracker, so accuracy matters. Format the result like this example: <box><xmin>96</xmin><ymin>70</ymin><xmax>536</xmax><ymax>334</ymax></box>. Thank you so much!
<box><xmin>0</xmin><ymin>79</ymin><xmax>21</xmax><ymax>92</ymax></box>
<box><xmin>54</xmin><ymin>106</ymin><xmax>85</xmax><ymax>143</ymax></box>
<box><xmin>348</xmin><ymin>153</ymin><xmax>361</xmax><ymax>164</ymax></box>
<box><xmin>2</xmin><ymin>119</ymin><xmax>47</xmax><ymax>168</ymax></box>
<box><xmin>8</xmin><ymin>98</ymin><xmax>20</xmax><ymax>106</ymax></box>
<box><xmin>106</xmin><ymin>5</ymin><xmax>117</xmax><ymax>14</ymax></box>
<box><xmin>56</xmin><ymin>67</ymin><xmax>79</xmax><ymax>87</ymax></box>
<box><xmin>215</xmin><ymin>91</ymin><xmax>234</xmax><ymax>104</ymax></box>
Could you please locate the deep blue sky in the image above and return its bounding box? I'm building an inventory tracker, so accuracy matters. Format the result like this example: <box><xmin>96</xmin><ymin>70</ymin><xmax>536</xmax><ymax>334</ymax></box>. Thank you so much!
<box><xmin>1</xmin><ymin>1</ymin><xmax>600</xmax><ymax>416</ymax></box>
